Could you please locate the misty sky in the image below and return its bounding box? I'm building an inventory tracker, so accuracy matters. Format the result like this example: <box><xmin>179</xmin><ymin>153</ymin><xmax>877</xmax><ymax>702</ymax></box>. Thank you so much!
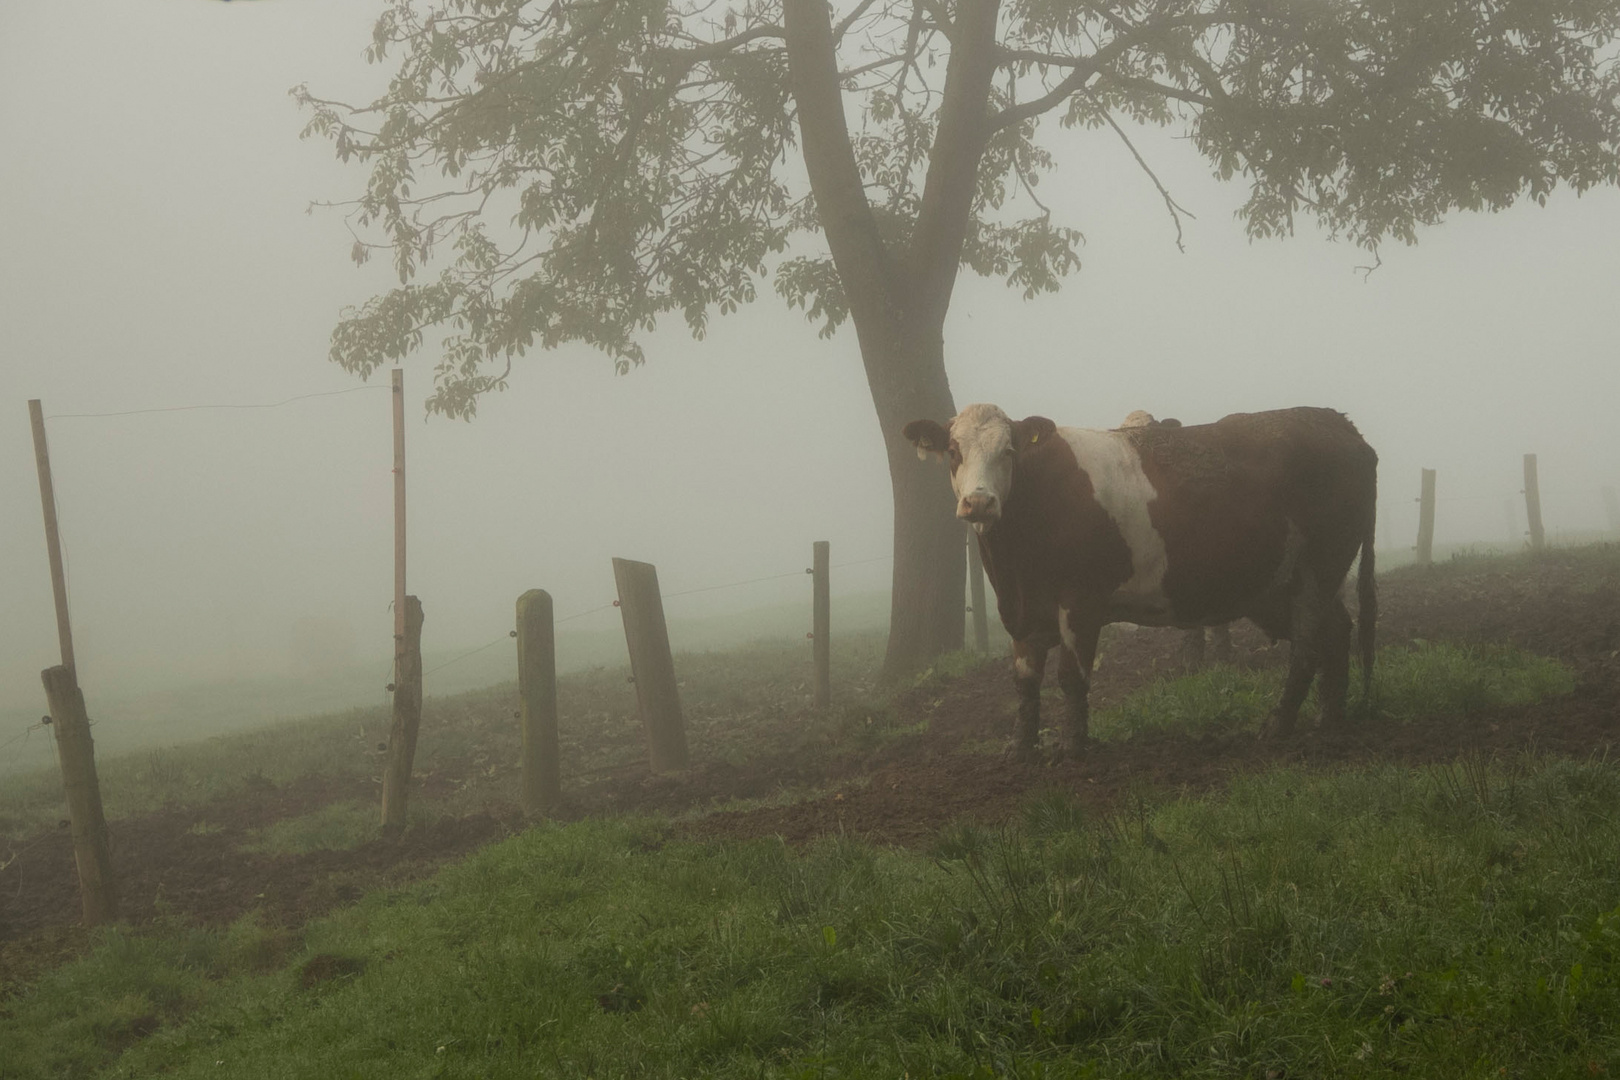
<box><xmin>4</xmin><ymin>0</ymin><xmax>1619</xmax><ymax>717</ymax></box>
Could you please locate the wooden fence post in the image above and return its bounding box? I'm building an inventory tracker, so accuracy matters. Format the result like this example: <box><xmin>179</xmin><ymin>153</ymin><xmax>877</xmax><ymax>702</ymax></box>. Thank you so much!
<box><xmin>28</xmin><ymin>401</ymin><xmax>76</xmax><ymax>674</ymax></box>
<box><xmin>1523</xmin><ymin>454</ymin><xmax>1545</xmax><ymax>551</ymax></box>
<box><xmin>380</xmin><ymin>596</ymin><xmax>424</xmax><ymax>834</ymax></box>
<box><xmin>41</xmin><ymin>666</ymin><xmax>117</xmax><ymax>925</ymax></box>
<box><xmin>810</xmin><ymin>542</ymin><xmax>830</xmax><ymax>708</ymax></box>
<box><xmin>966</xmin><ymin>530</ymin><xmax>990</xmax><ymax>653</ymax></box>
<box><xmin>1416</xmin><ymin>468</ymin><xmax>1436</xmax><ymax>566</ymax></box>
<box><xmin>1604</xmin><ymin>486</ymin><xmax>1620</xmax><ymax>537</ymax></box>
<box><xmin>612</xmin><ymin>558</ymin><xmax>689</xmax><ymax>772</ymax></box>
<box><xmin>516</xmin><ymin>589</ymin><xmax>559</xmax><ymax>814</ymax></box>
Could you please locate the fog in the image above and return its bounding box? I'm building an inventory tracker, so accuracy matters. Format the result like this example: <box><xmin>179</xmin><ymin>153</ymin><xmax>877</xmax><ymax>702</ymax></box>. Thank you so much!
<box><xmin>4</xmin><ymin>0</ymin><xmax>1618</xmax><ymax>760</ymax></box>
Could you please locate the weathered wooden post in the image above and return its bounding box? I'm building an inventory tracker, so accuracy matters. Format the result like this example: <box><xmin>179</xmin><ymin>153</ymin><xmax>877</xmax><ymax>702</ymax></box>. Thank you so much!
<box><xmin>1604</xmin><ymin>486</ymin><xmax>1620</xmax><ymax>537</ymax></box>
<box><xmin>40</xmin><ymin>667</ymin><xmax>117</xmax><ymax>924</ymax></box>
<box><xmin>380</xmin><ymin>596</ymin><xmax>424</xmax><ymax>834</ymax></box>
<box><xmin>30</xmin><ymin>399</ymin><xmax>117</xmax><ymax>925</ymax></box>
<box><xmin>1416</xmin><ymin>468</ymin><xmax>1436</xmax><ymax>566</ymax></box>
<box><xmin>1523</xmin><ymin>454</ymin><xmax>1545</xmax><ymax>551</ymax></box>
<box><xmin>612</xmin><ymin>558</ymin><xmax>689</xmax><ymax>772</ymax></box>
<box><xmin>516</xmin><ymin>589</ymin><xmax>560</xmax><ymax>814</ymax></box>
<box><xmin>966</xmin><ymin>530</ymin><xmax>990</xmax><ymax>653</ymax></box>
<box><xmin>811</xmin><ymin>541</ymin><xmax>830</xmax><ymax>708</ymax></box>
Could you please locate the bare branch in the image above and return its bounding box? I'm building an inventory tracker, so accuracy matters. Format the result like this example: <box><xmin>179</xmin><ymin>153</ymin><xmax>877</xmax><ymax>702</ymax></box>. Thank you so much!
<box><xmin>1085</xmin><ymin>88</ymin><xmax>1194</xmax><ymax>253</ymax></box>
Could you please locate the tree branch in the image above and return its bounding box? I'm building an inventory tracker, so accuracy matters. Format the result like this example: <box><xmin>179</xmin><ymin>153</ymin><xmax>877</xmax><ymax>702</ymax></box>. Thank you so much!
<box><xmin>782</xmin><ymin>0</ymin><xmax>896</xmax><ymax>324</ymax></box>
<box><xmin>1086</xmin><ymin>88</ymin><xmax>1195</xmax><ymax>253</ymax></box>
<box><xmin>908</xmin><ymin>0</ymin><xmax>1003</xmax><ymax>315</ymax></box>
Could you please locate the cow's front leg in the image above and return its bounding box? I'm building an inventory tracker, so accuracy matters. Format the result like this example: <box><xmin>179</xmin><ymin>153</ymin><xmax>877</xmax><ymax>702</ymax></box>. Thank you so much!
<box><xmin>1055</xmin><ymin>610</ymin><xmax>1102</xmax><ymax>760</ymax></box>
<box><xmin>1010</xmin><ymin>638</ymin><xmax>1048</xmax><ymax>762</ymax></box>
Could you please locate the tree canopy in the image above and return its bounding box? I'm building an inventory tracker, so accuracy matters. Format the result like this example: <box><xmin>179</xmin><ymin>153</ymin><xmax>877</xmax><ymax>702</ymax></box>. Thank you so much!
<box><xmin>297</xmin><ymin>0</ymin><xmax>1620</xmax><ymax>416</ymax></box>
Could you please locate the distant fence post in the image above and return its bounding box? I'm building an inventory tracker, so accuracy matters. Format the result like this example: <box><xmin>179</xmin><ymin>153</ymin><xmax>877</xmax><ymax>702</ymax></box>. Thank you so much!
<box><xmin>1605</xmin><ymin>486</ymin><xmax>1620</xmax><ymax>538</ymax></box>
<box><xmin>811</xmin><ymin>541</ymin><xmax>830</xmax><ymax>708</ymax></box>
<box><xmin>1523</xmin><ymin>454</ymin><xmax>1545</xmax><ymax>551</ymax></box>
<box><xmin>612</xmin><ymin>558</ymin><xmax>689</xmax><ymax>773</ymax></box>
<box><xmin>380</xmin><ymin>595</ymin><xmax>424</xmax><ymax>834</ymax></box>
<box><xmin>966</xmin><ymin>530</ymin><xmax>990</xmax><ymax>652</ymax></box>
<box><xmin>516</xmin><ymin>589</ymin><xmax>559</xmax><ymax>815</ymax></box>
<box><xmin>1416</xmin><ymin>468</ymin><xmax>1436</xmax><ymax>566</ymax></box>
<box><xmin>41</xmin><ymin>665</ymin><xmax>117</xmax><ymax>925</ymax></box>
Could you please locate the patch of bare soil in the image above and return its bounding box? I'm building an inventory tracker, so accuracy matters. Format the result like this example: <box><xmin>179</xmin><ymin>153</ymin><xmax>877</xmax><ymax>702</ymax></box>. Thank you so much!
<box><xmin>3</xmin><ymin>548</ymin><xmax>1616</xmax><ymax>994</ymax></box>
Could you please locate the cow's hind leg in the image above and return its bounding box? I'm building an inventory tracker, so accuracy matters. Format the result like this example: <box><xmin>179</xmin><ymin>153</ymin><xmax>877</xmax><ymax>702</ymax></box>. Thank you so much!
<box><xmin>1270</xmin><ymin>577</ymin><xmax>1325</xmax><ymax>737</ymax></box>
<box><xmin>1011</xmin><ymin>638</ymin><xmax>1048</xmax><ymax>762</ymax></box>
<box><xmin>1315</xmin><ymin>593</ymin><xmax>1353</xmax><ymax>726</ymax></box>
<box><xmin>1055</xmin><ymin>611</ymin><xmax>1102</xmax><ymax>760</ymax></box>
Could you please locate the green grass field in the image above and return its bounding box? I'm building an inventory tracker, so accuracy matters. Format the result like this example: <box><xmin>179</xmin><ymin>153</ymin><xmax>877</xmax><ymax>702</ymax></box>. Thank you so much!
<box><xmin>0</xmin><ymin>623</ymin><xmax>1599</xmax><ymax>1078</ymax></box>
<box><xmin>7</xmin><ymin>751</ymin><xmax>1620</xmax><ymax>1079</ymax></box>
<box><xmin>4</xmin><ymin>546</ymin><xmax>1614</xmax><ymax>1078</ymax></box>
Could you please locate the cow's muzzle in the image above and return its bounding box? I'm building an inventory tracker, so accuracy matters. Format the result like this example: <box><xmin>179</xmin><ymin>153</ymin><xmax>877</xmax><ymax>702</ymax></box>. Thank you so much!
<box><xmin>957</xmin><ymin>491</ymin><xmax>1000</xmax><ymax>530</ymax></box>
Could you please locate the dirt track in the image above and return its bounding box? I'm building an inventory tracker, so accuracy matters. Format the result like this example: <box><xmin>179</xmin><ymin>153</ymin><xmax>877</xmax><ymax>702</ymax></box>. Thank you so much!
<box><xmin>3</xmin><ymin>547</ymin><xmax>1617</xmax><ymax>990</ymax></box>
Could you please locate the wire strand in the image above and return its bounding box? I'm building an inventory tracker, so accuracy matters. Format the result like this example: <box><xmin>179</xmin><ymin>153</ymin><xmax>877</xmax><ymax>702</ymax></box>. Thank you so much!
<box><xmin>45</xmin><ymin>385</ymin><xmax>389</xmax><ymax>420</ymax></box>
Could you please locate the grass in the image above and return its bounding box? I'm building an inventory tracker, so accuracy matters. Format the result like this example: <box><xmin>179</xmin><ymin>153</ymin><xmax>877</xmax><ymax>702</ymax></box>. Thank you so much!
<box><xmin>1092</xmin><ymin>641</ymin><xmax>1576</xmax><ymax>742</ymax></box>
<box><xmin>7</xmin><ymin>755</ymin><xmax>1620</xmax><ymax>1078</ymax></box>
<box><xmin>240</xmin><ymin>801</ymin><xmax>378</xmax><ymax>857</ymax></box>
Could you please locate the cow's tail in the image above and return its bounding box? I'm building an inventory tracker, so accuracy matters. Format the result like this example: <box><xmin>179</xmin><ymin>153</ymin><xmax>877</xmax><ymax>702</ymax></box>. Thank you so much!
<box><xmin>1357</xmin><ymin>484</ymin><xmax>1378</xmax><ymax>702</ymax></box>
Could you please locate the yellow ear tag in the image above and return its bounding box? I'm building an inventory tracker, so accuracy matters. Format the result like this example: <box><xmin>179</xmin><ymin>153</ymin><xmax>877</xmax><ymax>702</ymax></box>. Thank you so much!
<box><xmin>1031</xmin><ymin>433</ymin><xmax>1039</xmax><ymax>444</ymax></box>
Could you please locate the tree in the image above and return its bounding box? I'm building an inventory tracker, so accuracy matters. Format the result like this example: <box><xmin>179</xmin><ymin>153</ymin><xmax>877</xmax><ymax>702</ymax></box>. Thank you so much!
<box><xmin>297</xmin><ymin>0</ymin><xmax>1620</xmax><ymax>677</ymax></box>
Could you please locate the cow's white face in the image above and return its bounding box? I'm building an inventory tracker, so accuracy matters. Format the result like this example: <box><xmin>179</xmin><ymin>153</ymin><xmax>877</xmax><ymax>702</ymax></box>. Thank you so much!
<box><xmin>945</xmin><ymin>404</ymin><xmax>1017</xmax><ymax>532</ymax></box>
<box><xmin>903</xmin><ymin>404</ymin><xmax>1054</xmax><ymax>534</ymax></box>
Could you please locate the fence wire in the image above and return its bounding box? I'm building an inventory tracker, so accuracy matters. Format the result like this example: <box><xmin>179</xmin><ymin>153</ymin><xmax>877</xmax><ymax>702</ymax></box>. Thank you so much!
<box><xmin>418</xmin><ymin>552</ymin><xmax>895</xmax><ymax>679</ymax></box>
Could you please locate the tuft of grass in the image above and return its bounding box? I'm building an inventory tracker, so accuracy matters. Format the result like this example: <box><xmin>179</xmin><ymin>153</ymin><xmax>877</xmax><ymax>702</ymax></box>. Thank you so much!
<box><xmin>9</xmin><ymin>756</ymin><xmax>1620</xmax><ymax>1078</ymax></box>
<box><xmin>239</xmin><ymin>800</ymin><xmax>378</xmax><ymax>856</ymax></box>
<box><xmin>1094</xmin><ymin>641</ymin><xmax>1574</xmax><ymax>741</ymax></box>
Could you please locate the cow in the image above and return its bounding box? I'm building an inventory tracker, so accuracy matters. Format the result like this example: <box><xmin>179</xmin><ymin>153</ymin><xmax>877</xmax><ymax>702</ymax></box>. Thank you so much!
<box><xmin>903</xmin><ymin>403</ymin><xmax>1378</xmax><ymax>760</ymax></box>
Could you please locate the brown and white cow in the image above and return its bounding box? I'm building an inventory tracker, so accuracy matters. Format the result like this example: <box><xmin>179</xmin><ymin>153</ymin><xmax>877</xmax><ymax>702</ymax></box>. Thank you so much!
<box><xmin>904</xmin><ymin>404</ymin><xmax>1378</xmax><ymax>759</ymax></box>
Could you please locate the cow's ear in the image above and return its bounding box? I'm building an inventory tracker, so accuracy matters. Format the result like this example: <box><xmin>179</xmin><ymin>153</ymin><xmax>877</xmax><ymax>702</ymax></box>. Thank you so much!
<box><xmin>1012</xmin><ymin>416</ymin><xmax>1057</xmax><ymax>452</ymax></box>
<box><xmin>902</xmin><ymin>419</ymin><xmax>950</xmax><ymax>461</ymax></box>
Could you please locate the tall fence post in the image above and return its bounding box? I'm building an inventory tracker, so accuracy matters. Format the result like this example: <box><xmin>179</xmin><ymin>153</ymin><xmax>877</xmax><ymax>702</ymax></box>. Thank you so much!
<box><xmin>811</xmin><ymin>541</ymin><xmax>830</xmax><ymax>708</ymax></box>
<box><xmin>31</xmin><ymin>400</ymin><xmax>116</xmax><ymax>924</ymax></box>
<box><xmin>612</xmin><ymin>558</ymin><xmax>689</xmax><ymax>773</ymax></box>
<box><xmin>1523</xmin><ymin>454</ymin><xmax>1546</xmax><ymax>551</ymax></box>
<box><xmin>1604</xmin><ymin>486</ymin><xmax>1620</xmax><ymax>538</ymax></box>
<box><xmin>1416</xmin><ymin>468</ymin><xmax>1436</xmax><ymax>566</ymax></box>
<box><xmin>516</xmin><ymin>589</ymin><xmax>560</xmax><ymax>815</ymax></box>
<box><xmin>41</xmin><ymin>666</ymin><xmax>117</xmax><ymax>925</ymax></box>
<box><xmin>966</xmin><ymin>530</ymin><xmax>990</xmax><ymax>653</ymax></box>
<box><xmin>28</xmin><ymin>401</ymin><xmax>76</xmax><ymax>674</ymax></box>
<box><xmin>380</xmin><ymin>596</ymin><xmax>424</xmax><ymax>834</ymax></box>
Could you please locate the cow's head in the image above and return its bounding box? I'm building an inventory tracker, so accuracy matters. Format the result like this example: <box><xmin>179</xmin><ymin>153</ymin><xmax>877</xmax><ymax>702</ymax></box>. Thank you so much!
<box><xmin>903</xmin><ymin>404</ymin><xmax>1056</xmax><ymax>533</ymax></box>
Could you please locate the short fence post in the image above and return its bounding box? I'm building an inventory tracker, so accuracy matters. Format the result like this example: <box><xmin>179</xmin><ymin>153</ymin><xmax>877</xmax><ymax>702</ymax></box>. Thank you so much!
<box><xmin>380</xmin><ymin>595</ymin><xmax>424</xmax><ymax>834</ymax></box>
<box><xmin>516</xmin><ymin>589</ymin><xmax>560</xmax><ymax>815</ymax></box>
<box><xmin>1602</xmin><ymin>486</ymin><xmax>1619</xmax><ymax>538</ymax></box>
<box><xmin>612</xmin><ymin>558</ymin><xmax>689</xmax><ymax>773</ymax></box>
<box><xmin>966</xmin><ymin>530</ymin><xmax>990</xmax><ymax>652</ymax></box>
<box><xmin>40</xmin><ymin>665</ymin><xmax>117</xmax><ymax>925</ymax></box>
<box><xmin>811</xmin><ymin>541</ymin><xmax>830</xmax><ymax>708</ymax></box>
<box><xmin>1523</xmin><ymin>454</ymin><xmax>1545</xmax><ymax>551</ymax></box>
<box><xmin>1416</xmin><ymin>468</ymin><xmax>1436</xmax><ymax>566</ymax></box>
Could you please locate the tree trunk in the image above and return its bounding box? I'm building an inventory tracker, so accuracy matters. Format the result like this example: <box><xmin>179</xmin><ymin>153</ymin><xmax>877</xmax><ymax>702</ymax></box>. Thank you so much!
<box><xmin>784</xmin><ymin>0</ymin><xmax>992</xmax><ymax>679</ymax></box>
<box><xmin>865</xmin><ymin>319</ymin><xmax>965</xmax><ymax>679</ymax></box>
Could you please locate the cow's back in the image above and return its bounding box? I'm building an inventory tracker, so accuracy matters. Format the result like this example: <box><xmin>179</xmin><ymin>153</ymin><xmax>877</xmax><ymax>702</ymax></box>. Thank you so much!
<box><xmin>1118</xmin><ymin>407</ymin><xmax>1376</xmax><ymax>623</ymax></box>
